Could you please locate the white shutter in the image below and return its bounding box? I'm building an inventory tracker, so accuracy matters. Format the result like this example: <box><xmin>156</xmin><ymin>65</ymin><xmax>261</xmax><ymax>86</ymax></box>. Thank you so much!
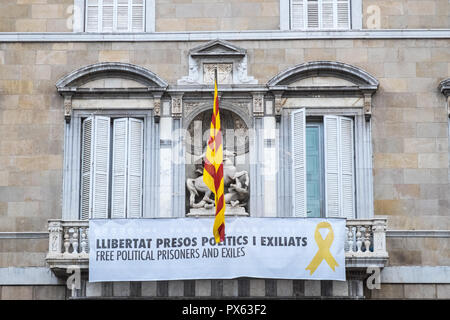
<box><xmin>117</xmin><ymin>0</ymin><xmax>130</xmax><ymax>31</ymax></box>
<box><xmin>291</xmin><ymin>109</ymin><xmax>307</xmax><ymax>217</ymax></box>
<box><xmin>291</xmin><ymin>0</ymin><xmax>305</xmax><ymax>30</ymax></box>
<box><xmin>339</xmin><ymin>117</ymin><xmax>354</xmax><ymax>219</ymax></box>
<box><xmin>92</xmin><ymin>116</ymin><xmax>111</xmax><ymax>219</ymax></box>
<box><xmin>321</xmin><ymin>0</ymin><xmax>334</xmax><ymax>29</ymax></box>
<box><xmin>86</xmin><ymin>0</ymin><xmax>99</xmax><ymax>32</ymax></box>
<box><xmin>102</xmin><ymin>0</ymin><xmax>114</xmax><ymax>32</ymax></box>
<box><xmin>80</xmin><ymin>117</ymin><xmax>94</xmax><ymax>220</ymax></box>
<box><xmin>132</xmin><ymin>0</ymin><xmax>145</xmax><ymax>32</ymax></box>
<box><xmin>127</xmin><ymin>118</ymin><xmax>144</xmax><ymax>218</ymax></box>
<box><xmin>324</xmin><ymin>116</ymin><xmax>340</xmax><ymax>217</ymax></box>
<box><xmin>111</xmin><ymin>118</ymin><xmax>128</xmax><ymax>219</ymax></box>
<box><xmin>325</xmin><ymin>116</ymin><xmax>355</xmax><ymax>218</ymax></box>
<box><xmin>307</xmin><ymin>0</ymin><xmax>319</xmax><ymax>28</ymax></box>
<box><xmin>337</xmin><ymin>0</ymin><xmax>350</xmax><ymax>29</ymax></box>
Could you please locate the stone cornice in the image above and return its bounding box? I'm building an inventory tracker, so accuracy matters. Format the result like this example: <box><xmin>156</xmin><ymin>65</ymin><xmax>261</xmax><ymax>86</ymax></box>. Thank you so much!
<box><xmin>267</xmin><ymin>61</ymin><xmax>379</xmax><ymax>89</ymax></box>
<box><xmin>0</xmin><ymin>29</ymin><xmax>449</xmax><ymax>42</ymax></box>
<box><xmin>0</xmin><ymin>232</ymin><xmax>48</xmax><ymax>239</ymax></box>
<box><xmin>56</xmin><ymin>62</ymin><xmax>169</xmax><ymax>90</ymax></box>
<box><xmin>387</xmin><ymin>230</ymin><xmax>450</xmax><ymax>238</ymax></box>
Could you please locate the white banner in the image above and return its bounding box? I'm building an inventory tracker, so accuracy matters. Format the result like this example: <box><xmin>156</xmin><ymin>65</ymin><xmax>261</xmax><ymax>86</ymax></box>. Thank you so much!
<box><xmin>89</xmin><ymin>217</ymin><xmax>346</xmax><ymax>282</ymax></box>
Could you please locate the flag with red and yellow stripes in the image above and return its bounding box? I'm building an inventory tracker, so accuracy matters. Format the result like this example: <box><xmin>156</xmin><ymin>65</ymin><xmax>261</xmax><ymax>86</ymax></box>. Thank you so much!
<box><xmin>203</xmin><ymin>73</ymin><xmax>225</xmax><ymax>243</ymax></box>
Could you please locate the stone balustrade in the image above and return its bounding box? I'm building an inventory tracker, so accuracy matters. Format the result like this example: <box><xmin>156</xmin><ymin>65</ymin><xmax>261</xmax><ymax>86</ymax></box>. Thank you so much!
<box><xmin>46</xmin><ymin>218</ymin><xmax>388</xmax><ymax>272</ymax></box>
<box><xmin>46</xmin><ymin>220</ymin><xmax>89</xmax><ymax>272</ymax></box>
<box><xmin>345</xmin><ymin>218</ymin><xmax>388</xmax><ymax>257</ymax></box>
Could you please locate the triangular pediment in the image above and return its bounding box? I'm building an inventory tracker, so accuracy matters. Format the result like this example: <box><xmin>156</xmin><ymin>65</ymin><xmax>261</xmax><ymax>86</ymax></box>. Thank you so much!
<box><xmin>190</xmin><ymin>39</ymin><xmax>246</xmax><ymax>57</ymax></box>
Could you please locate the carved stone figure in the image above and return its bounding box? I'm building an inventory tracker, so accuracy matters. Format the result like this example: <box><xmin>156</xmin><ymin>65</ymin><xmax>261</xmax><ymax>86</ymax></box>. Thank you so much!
<box><xmin>186</xmin><ymin>150</ymin><xmax>249</xmax><ymax>211</ymax></box>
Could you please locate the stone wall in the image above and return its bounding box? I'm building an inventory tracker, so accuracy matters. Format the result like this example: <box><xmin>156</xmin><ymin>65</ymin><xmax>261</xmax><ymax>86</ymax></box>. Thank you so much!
<box><xmin>370</xmin><ymin>283</ymin><xmax>450</xmax><ymax>299</ymax></box>
<box><xmin>156</xmin><ymin>0</ymin><xmax>279</xmax><ymax>31</ymax></box>
<box><xmin>386</xmin><ymin>237</ymin><xmax>450</xmax><ymax>266</ymax></box>
<box><xmin>363</xmin><ymin>0</ymin><xmax>450</xmax><ymax>29</ymax></box>
<box><xmin>0</xmin><ymin>0</ymin><xmax>73</xmax><ymax>32</ymax></box>
<box><xmin>0</xmin><ymin>285</ymin><xmax>66</xmax><ymax>300</ymax></box>
<box><xmin>1</xmin><ymin>0</ymin><xmax>450</xmax><ymax>32</ymax></box>
<box><xmin>0</xmin><ymin>39</ymin><xmax>449</xmax><ymax>296</ymax></box>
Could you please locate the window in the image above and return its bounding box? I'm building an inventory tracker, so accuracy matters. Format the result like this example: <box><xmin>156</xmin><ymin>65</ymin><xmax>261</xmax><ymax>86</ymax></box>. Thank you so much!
<box><xmin>292</xmin><ymin>109</ymin><xmax>354</xmax><ymax>218</ymax></box>
<box><xmin>85</xmin><ymin>0</ymin><xmax>145</xmax><ymax>32</ymax></box>
<box><xmin>290</xmin><ymin>0</ymin><xmax>350</xmax><ymax>30</ymax></box>
<box><xmin>306</xmin><ymin>122</ymin><xmax>324</xmax><ymax>217</ymax></box>
<box><xmin>80</xmin><ymin>116</ymin><xmax>144</xmax><ymax>219</ymax></box>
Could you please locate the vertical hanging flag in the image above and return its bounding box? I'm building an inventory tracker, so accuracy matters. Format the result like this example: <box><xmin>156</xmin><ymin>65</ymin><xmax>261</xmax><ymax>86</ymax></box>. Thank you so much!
<box><xmin>203</xmin><ymin>70</ymin><xmax>225</xmax><ymax>243</ymax></box>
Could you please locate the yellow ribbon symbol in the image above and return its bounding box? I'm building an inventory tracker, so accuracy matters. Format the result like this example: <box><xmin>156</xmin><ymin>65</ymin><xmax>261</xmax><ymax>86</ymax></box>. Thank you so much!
<box><xmin>306</xmin><ymin>222</ymin><xmax>339</xmax><ymax>275</ymax></box>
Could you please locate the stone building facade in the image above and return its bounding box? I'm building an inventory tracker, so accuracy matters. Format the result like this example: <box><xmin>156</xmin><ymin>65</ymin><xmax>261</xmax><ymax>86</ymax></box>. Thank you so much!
<box><xmin>0</xmin><ymin>0</ymin><xmax>449</xmax><ymax>299</ymax></box>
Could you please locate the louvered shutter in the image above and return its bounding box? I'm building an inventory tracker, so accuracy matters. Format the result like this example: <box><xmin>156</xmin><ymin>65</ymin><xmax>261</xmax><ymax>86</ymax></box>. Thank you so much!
<box><xmin>291</xmin><ymin>0</ymin><xmax>305</xmax><ymax>30</ymax></box>
<box><xmin>325</xmin><ymin>116</ymin><xmax>355</xmax><ymax>218</ymax></box>
<box><xmin>337</xmin><ymin>0</ymin><xmax>350</xmax><ymax>29</ymax></box>
<box><xmin>324</xmin><ymin>116</ymin><xmax>340</xmax><ymax>217</ymax></box>
<box><xmin>111</xmin><ymin>118</ymin><xmax>128</xmax><ymax>219</ymax></box>
<box><xmin>127</xmin><ymin>118</ymin><xmax>144</xmax><ymax>218</ymax></box>
<box><xmin>339</xmin><ymin>117</ymin><xmax>354</xmax><ymax>219</ymax></box>
<box><xmin>80</xmin><ymin>117</ymin><xmax>93</xmax><ymax>220</ymax></box>
<box><xmin>117</xmin><ymin>0</ymin><xmax>130</xmax><ymax>32</ymax></box>
<box><xmin>86</xmin><ymin>0</ymin><xmax>99</xmax><ymax>32</ymax></box>
<box><xmin>321</xmin><ymin>0</ymin><xmax>334</xmax><ymax>29</ymax></box>
<box><xmin>92</xmin><ymin>116</ymin><xmax>111</xmax><ymax>219</ymax></box>
<box><xmin>102</xmin><ymin>0</ymin><xmax>114</xmax><ymax>32</ymax></box>
<box><xmin>307</xmin><ymin>0</ymin><xmax>319</xmax><ymax>28</ymax></box>
<box><xmin>132</xmin><ymin>0</ymin><xmax>145</xmax><ymax>32</ymax></box>
<box><xmin>291</xmin><ymin>109</ymin><xmax>307</xmax><ymax>217</ymax></box>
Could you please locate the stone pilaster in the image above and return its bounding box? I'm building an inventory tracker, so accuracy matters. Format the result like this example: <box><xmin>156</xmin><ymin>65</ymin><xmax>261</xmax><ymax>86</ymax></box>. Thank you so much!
<box><xmin>153</xmin><ymin>92</ymin><xmax>163</xmax><ymax>123</ymax></box>
<box><xmin>363</xmin><ymin>92</ymin><xmax>372</xmax><ymax>120</ymax></box>
<box><xmin>63</xmin><ymin>94</ymin><xmax>73</xmax><ymax>123</ymax></box>
<box><xmin>252</xmin><ymin>92</ymin><xmax>264</xmax><ymax>118</ymax></box>
<box><xmin>171</xmin><ymin>94</ymin><xmax>183</xmax><ymax>119</ymax></box>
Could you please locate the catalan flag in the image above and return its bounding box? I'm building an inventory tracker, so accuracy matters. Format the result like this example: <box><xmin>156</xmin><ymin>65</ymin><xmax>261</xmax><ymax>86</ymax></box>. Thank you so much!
<box><xmin>203</xmin><ymin>71</ymin><xmax>225</xmax><ymax>243</ymax></box>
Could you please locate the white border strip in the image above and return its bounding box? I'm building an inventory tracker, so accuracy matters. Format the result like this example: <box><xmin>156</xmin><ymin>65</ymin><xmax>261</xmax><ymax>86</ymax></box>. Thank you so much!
<box><xmin>381</xmin><ymin>266</ymin><xmax>450</xmax><ymax>284</ymax></box>
<box><xmin>0</xmin><ymin>29</ymin><xmax>448</xmax><ymax>42</ymax></box>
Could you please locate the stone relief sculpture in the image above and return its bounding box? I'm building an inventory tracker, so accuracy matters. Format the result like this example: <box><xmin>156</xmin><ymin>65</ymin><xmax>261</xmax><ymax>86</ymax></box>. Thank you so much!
<box><xmin>236</xmin><ymin>58</ymin><xmax>256</xmax><ymax>84</ymax></box>
<box><xmin>178</xmin><ymin>57</ymin><xmax>200</xmax><ymax>84</ymax></box>
<box><xmin>177</xmin><ymin>40</ymin><xmax>257</xmax><ymax>85</ymax></box>
<box><xmin>186</xmin><ymin>150</ymin><xmax>249</xmax><ymax>215</ymax></box>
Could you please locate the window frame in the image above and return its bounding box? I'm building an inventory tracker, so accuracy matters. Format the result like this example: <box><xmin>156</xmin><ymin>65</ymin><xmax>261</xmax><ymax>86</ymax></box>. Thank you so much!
<box><xmin>291</xmin><ymin>109</ymin><xmax>356</xmax><ymax>219</ymax></box>
<box><xmin>73</xmin><ymin>0</ymin><xmax>155</xmax><ymax>33</ymax></box>
<box><xmin>280</xmin><ymin>0</ymin><xmax>362</xmax><ymax>31</ymax></box>
<box><xmin>280</xmin><ymin>106</ymin><xmax>369</xmax><ymax>219</ymax></box>
<box><xmin>84</xmin><ymin>0</ymin><xmax>146</xmax><ymax>33</ymax></box>
<box><xmin>290</xmin><ymin>0</ymin><xmax>351</xmax><ymax>31</ymax></box>
<box><xmin>79</xmin><ymin>115</ymin><xmax>145</xmax><ymax>220</ymax></box>
<box><xmin>63</xmin><ymin>109</ymin><xmax>155</xmax><ymax>221</ymax></box>
<box><xmin>305</xmin><ymin>120</ymin><xmax>325</xmax><ymax>218</ymax></box>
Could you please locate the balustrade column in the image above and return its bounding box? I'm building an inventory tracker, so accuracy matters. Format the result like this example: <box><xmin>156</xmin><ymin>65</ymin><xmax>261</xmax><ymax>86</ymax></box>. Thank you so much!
<box><xmin>48</xmin><ymin>220</ymin><xmax>63</xmax><ymax>256</ymax></box>
<box><xmin>372</xmin><ymin>218</ymin><xmax>388</xmax><ymax>256</ymax></box>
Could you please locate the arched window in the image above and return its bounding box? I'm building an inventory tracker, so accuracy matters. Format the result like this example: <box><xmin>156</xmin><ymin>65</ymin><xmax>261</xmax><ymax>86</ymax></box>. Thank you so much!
<box><xmin>268</xmin><ymin>61</ymin><xmax>379</xmax><ymax>219</ymax></box>
<box><xmin>56</xmin><ymin>62</ymin><xmax>167</xmax><ymax>220</ymax></box>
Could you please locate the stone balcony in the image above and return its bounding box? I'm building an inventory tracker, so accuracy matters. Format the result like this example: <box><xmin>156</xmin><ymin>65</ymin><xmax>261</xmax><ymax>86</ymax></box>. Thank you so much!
<box><xmin>46</xmin><ymin>218</ymin><xmax>388</xmax><ymax>276</ymax></box>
